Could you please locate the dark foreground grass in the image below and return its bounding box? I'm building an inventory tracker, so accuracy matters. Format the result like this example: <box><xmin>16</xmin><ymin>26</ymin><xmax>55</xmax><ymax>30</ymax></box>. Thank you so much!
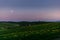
<box><xmin>0</xmin><ymin>22</ymin><xmax>60</xmax><ymax>40</ymax></box>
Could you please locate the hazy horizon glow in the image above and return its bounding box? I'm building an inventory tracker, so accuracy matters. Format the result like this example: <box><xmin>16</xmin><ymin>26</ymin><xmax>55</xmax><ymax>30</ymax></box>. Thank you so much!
<box><xmin>0</xmin><ymin>0</ymin><xmax>60</xmax><ymax>21</ymax></box>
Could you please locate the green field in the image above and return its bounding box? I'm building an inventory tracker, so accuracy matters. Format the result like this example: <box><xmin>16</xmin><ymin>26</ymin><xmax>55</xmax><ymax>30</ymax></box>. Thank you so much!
<box><xmin>0</xmin><ymin>22</ymin><xmax>60</xmax><ymax>40</ymax></box>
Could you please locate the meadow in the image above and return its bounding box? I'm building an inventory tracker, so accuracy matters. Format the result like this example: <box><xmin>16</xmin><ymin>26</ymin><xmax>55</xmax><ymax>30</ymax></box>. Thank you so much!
<box><xmin>0</xmin><ymin>22</ymin><xmax>60</xmax><ymax>40</ymax></box>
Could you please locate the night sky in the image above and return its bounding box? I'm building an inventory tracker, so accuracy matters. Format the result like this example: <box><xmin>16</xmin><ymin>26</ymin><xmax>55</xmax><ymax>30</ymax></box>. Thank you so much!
<box><xmin>0</xmin><ymin>0</ymin><xmax>60</xmax><ymax>21</ymax></box>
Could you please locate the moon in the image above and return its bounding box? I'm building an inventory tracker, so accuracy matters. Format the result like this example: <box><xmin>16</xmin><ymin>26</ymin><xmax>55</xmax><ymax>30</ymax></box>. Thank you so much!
<box><xmin>10</xmin><ymin>10</ymin><xmax>14</xmax><ymax>13</ymax></box>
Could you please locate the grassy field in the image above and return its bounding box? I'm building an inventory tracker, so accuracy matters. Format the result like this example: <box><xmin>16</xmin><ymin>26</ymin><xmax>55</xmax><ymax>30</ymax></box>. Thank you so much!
<box><xmin>0</xmin><ymin>22</ymin><xmax>60</xmax><ymax>40</ymax></box>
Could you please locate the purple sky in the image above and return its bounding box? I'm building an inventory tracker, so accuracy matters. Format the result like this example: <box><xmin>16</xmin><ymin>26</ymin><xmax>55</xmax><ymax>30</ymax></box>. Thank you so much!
<box><xmin>0</xmin><ymin>0</ymin><xmax>60</xmax><ymax>21</ymax></box>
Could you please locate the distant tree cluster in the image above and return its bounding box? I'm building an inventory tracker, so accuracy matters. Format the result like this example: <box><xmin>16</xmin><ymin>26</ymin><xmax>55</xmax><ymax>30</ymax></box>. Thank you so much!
<box><xmin>0</xmin><ymin>21</ymin><xmax>50</xmax><ymax>27</ymax></box>
<box><xmin>18</xmin><ymin>21</ymin><xmax>49</xmax><ymax>26</ymax></box>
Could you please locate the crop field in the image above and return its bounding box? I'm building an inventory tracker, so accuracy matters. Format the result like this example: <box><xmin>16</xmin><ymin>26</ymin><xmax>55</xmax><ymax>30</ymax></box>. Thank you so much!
<box><xmin>0</xmin><ymin>22</ymin><xmax>60</xmax><ymax>40</ymax></box>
